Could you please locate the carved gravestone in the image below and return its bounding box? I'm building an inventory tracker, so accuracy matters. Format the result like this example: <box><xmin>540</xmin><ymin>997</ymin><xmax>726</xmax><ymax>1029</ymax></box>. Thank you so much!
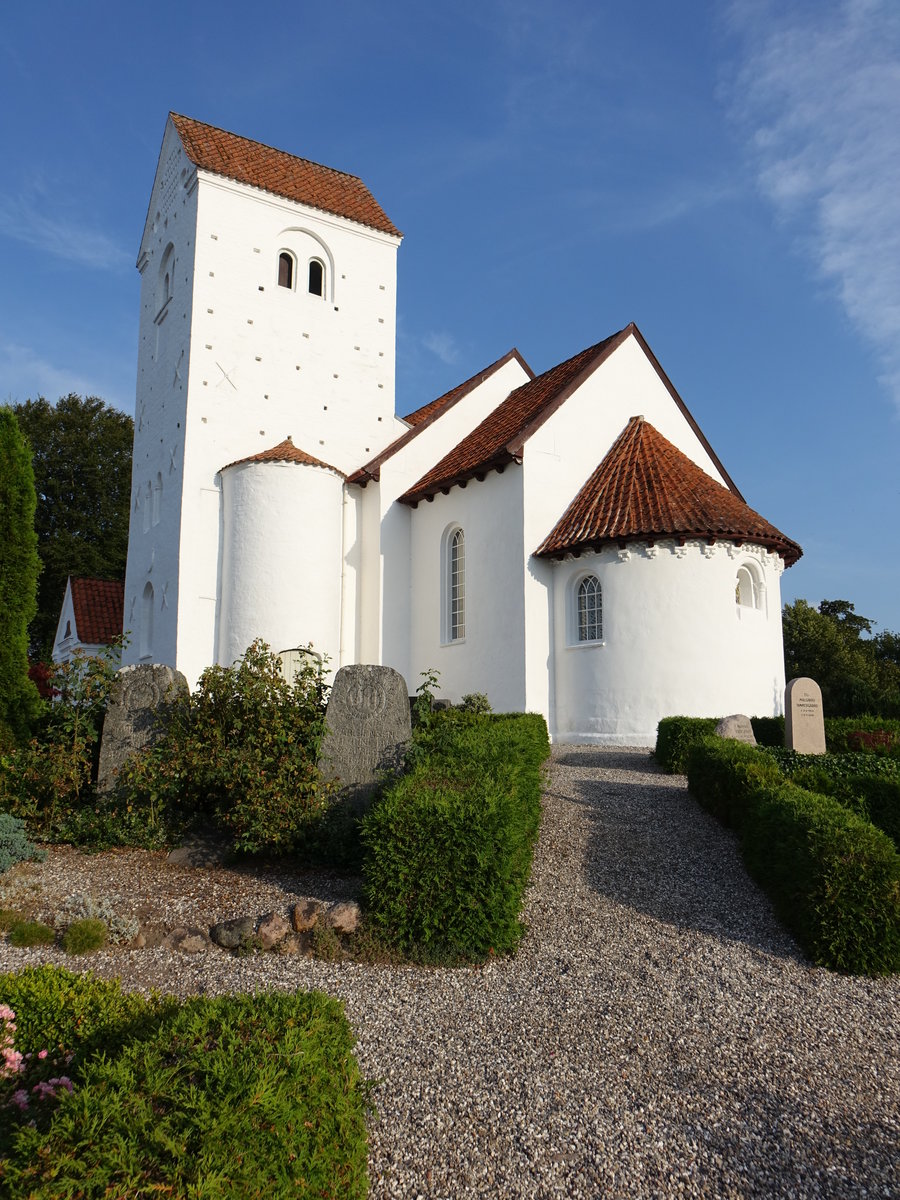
<box><xmin>319</xmin><ymin>665</ymin><xmax>411</xmax><ymax>809</ymax></box>
<box><xmin>97</xmin><ymin>664</ymin><xmax>189</xmax><ymax>792</ymax></box>
<box><xmin>785</xmin><ymin>677</ymin><xmax>826</xmax><ymax>755</ymax></box>
<box><xmin>715</xmin><ymin>714</ymin><xmax>757</xmax><ymax>745</ymax></box>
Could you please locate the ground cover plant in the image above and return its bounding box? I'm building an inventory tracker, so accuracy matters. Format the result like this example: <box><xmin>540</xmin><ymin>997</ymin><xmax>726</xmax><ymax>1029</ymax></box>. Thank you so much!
<box><xmin>0</xmin><ymin>966</ymin><xmax>370</xmax><ymax>1198</ymax></box>
<box><xmin>362</xmin><ymin>707</ymin><xmax>550</xmax><ymax>962</ymax></box>
<box><xmin>684</xmin><ymin>737</ymin><xmax>900</xmax><ymax>975</ymax></box>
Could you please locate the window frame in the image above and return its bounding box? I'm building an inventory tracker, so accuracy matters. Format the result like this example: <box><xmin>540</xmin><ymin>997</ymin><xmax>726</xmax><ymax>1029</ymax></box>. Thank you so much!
<box><xmin>277</xmin><ymin>250</ymin><xmax>296</xmax><ymax>290</ymax></box>
<box><xmin>568</xmin><ymin>570</ymin><xmax>604</xmax><ymax>646</ymax></box>
<box><xmin>308</xmin><ymin>257</ymin><xmax>325</xmax><ymax>297</ymax></box>
<box><xmin>441</xmin><ymin>525</ymin><xmax>466</xmax><ymax>644</ymax></box>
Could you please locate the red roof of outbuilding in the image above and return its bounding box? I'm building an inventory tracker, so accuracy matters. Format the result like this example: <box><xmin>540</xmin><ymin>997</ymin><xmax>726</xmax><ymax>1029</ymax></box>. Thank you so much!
<box><xmin>170</xmin><ymin>113</ymin><xmax>401</xmax><ymax>238</ymax></box>
<box><xmin>69</xmin><ymin>578</ymin><xmax>124</xmax><ymax>645</ymax></box>
<box><xmin>535</xmin><ymin>417</ymin><xmax>802</xmax><ymax>565</ymax></box>
<box><xmin>222</xmin><ymin>436</ymin><xmax>343</xmax><ymax>476</ymax></box>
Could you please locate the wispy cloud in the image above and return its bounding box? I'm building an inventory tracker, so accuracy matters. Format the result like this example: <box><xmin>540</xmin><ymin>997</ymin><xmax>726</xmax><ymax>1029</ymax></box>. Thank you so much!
<box><xmin>725</xmin><ymin>0</ymin><xmax>900</xmax><ymax>410</ymax></box>
<box><xmin>423</xmin><ymin>331</ymin><xmax>460</xmax><ymax>366</ymax></box>
<box><xmin>0</xmin><ymin>192</ymin><xmax>129</xmax><ymax>270</ymax></box>
<box><xmin>0</xmin><ymin>341</ymin><xmax>106</xmax><ymax>406</ymax></box>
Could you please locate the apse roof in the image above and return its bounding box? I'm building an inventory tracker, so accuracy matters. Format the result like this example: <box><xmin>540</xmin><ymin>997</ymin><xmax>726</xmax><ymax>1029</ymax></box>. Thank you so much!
<box><xmin>170</xmin><ymin>113</ymin><xmax>401</xmax><ymax>238</ymax></box>
<box><xmin>222</xmin><ymin>436</ymin><xmax>343</xmax><ymax>476</ymax></box>
<box><xmin>535</xmin><ymin>416</ymin><xmax>802</xmax><ymax>565</ymax></box>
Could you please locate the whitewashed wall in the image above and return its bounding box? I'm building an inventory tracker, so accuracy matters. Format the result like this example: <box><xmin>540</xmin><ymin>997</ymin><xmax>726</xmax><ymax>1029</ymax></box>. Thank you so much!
<box><xmin>218</xmin><ymin>460</ymin><xmax>344</xmax><ymax>672</ymax></box>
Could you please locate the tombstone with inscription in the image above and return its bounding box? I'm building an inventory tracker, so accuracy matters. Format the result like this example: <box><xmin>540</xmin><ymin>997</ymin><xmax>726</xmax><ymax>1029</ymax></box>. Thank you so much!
<box><xmin>97</xmin><ymin>664</ymin><xmax>189</xmax><ymax>792</ymax></box>
<box><xmin>785</xmin><ymin>677</ymin><xmax>826</xmax><ymax>755</ymax></box>
<box><xmin>319</xmin><ymin>664</ymin><xmax>411</xmax><ymax>809</ymax></box>
<box><xmin>715</xmin><ymin>714</ymin><xmax>757</xmax><ymax>746</ymax></box>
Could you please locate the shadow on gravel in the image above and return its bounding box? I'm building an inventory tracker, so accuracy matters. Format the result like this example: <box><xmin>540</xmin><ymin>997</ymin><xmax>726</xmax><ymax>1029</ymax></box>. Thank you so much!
<box><xmin>551</xmin><ymin>747</ymin><xmax>802</xmax><ymax>963</ymax></box>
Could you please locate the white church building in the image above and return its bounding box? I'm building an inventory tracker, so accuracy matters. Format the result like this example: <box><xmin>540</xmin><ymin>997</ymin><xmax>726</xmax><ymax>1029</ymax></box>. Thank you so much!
<box><xmin>122</xmin><ymin>113</ymin><xmax>801</xmax><ymax>745</ymax></box>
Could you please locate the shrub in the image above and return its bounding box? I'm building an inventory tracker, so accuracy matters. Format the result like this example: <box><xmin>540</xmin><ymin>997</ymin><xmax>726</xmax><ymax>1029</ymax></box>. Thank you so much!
<box><xmin>61</xmin><ymin>919</ymin><xmax>108</xmax><ymax>955</ymax></box>
<box><xmin>58</xmin><ymin>893</ymin><xmax>138</xmax><ymax>945</ymax></box>
<box><xmin>824</xmin><ymin>716</ymin><xmax>900</xmax><ymax>756</ymax></box>
<box><xmin>750</xmin><ymin>715</ymin><xmax>784</xmax><ymax>747</ymax></box>
<box><xmin>117</xmin><ymin>640</ymin><xmax>337</xmax><ymax>856</ymax></box>
<box><xmin>687</xmin><ymin>740</ymin><xmax>900</xmax><ymax>974</ymax></box>
<box><xmin>7</xmin><ymin>920</ymin><xmax>55</xmax><ymax>948</ymax></box>
<box><xmin>362</xmin><ymin>713</ymin><xmax>550</xmax><ymax>961</ymax></box>
<box><xmin>0</xmin><ymin>812</ymin><xmax>45</xmax><ymax>873</ymax></box>
<box><xmin>0</xmin><ymin>982</ymin><xmax>370</xmax><ymax>1199</ymax></box>
<box><xmin>458</xmin><ymin>692</ymin><xmax>492</xmax><ymax>714</ymax></box>
<box><xmin>654</xmin><ymin>717</ymin><xmax>718</xmax><ymax>774</ymax></box>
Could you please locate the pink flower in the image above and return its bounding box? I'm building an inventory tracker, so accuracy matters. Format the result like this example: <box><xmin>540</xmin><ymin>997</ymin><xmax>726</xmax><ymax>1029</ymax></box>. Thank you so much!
<box><xmin>9</xmin><ymin>1089</ymin><xmax>29</xmax><ymax>1111</ymax></box>
<box><xmin>37</xmin><ymin>1049</ymin><xmax>48</xmax><ymax>1060</ymax></box>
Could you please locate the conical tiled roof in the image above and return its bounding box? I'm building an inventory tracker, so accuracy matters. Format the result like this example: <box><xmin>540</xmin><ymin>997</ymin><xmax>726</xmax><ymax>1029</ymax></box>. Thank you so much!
<box><xmin>170</xmin><ymin>114</ymin><xmax>401</xmax><ymax>238</ymax></box>
<box><xmin>222</xmin><ymin>437</ymin><xmax>343</xmax><ymax>476</ymax></box>
<box><xmin>535</xmin><ymin>417</ymin><xmax>802</xmax><ymax>565</ymax></box>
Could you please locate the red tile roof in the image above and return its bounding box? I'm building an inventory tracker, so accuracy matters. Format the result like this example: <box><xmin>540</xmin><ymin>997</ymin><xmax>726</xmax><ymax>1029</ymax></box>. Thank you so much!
<box><xmin>347</xmin><ymin>349</ymin><xmax>533</xmax><ymax>486</ymax></box>
<box><xmin>222</xmin><ymin>436</ymin><xmax>343</xmax><ymax>476</ymax></box>
<box><xmin>398</xmin><ymin>329</ymin><xmax>629</xmax><ymax>505</ymax></box>
<box><xmin>535</xmin><ymin>417</ymin><xmax>802</xmax><ymax>565</ymax></box>
<box><xmin>69</xmin><ymin>578</ymin><xmax>124</xmax><ymax>645</ymax></box>
<box><xmin>170</xmin><ymin>114</ymin><xmax>401</xmax><ymax>238</ymax></box>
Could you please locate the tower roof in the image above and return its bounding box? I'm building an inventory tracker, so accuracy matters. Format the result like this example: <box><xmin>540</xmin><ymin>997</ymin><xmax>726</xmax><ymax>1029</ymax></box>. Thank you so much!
<box><xmin>535</xmin><ymin>416</ymin><xmax>802</xmax><ymax>565</ymax></box>
<box><xmin>222</xmin><ymin>436</ymin><xmax>344</xmax><ymax>476</ymax></box>
<box><xmin>170</xmin><ymin>113</ymin><xmax>402</xmax><ymax>238</ymax></box>
<box><xmin>68</xmin><ymin>577</ymin><xmax>124</xmax><ymax>645</ymax></box>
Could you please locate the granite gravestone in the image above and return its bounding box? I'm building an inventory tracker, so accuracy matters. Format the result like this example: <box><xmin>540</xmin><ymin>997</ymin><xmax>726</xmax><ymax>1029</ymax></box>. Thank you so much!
<box><xmin>785</xmin><ymin>677</ymin><xmax>826</xmax><ymax>755</ymax></box>
<box><xmin>97</xmin><ymin>664</ymin><xmax>189</xmax><ymax>792</ymax></box>
<box><xmin>319</xmin><ymin>664</ymin><xmax>411</xmax><ymax>809</ymax></box>
<box><xmin>715</xmin><ymin>714</ymin><xmax>757</xmax><ymax>745</ymax></box>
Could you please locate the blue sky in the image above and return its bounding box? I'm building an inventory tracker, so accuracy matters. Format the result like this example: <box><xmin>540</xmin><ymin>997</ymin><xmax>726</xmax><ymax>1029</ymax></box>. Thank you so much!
<box><xmin>2</xmin><ymin>0</ymin><xmax>898</xmax><ymax>631</ymax></box>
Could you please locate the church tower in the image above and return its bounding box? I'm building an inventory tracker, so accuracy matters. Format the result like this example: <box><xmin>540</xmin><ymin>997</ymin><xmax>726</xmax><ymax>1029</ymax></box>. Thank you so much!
<box><xmin>123</xmin><ymin>115</ymin><xmax>403</xmax><ymax>687</ymax></box>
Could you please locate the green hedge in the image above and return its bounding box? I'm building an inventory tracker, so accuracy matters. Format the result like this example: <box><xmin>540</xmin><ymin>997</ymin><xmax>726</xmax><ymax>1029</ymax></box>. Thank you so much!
<box><xmin>361</xmin><ymin>713</ymin><xmax>550</xmax><ymax>961</ymax></box>
<box><xmin>750</xmin><ymin>716</ymin><xmax>784</xmax><ymax>747</ymax></box>
<box><xmin>823</xmin><ymin>716</ymin><xmax>900</xmax><ymax>756</ymax></box>
<box><xmin>0</xmin><ymin>967</ymin><xmax>369</xmax><ymax>1198</ymax></box>
<box><xmin>654</xmin><ymin>717</ymin><xmax>718</xmax><ymax>773</ymax></box>
<box><xmin>686</xmin><ymin>741</ymin><xmax>900</xmax><ymax>975</ymax></box>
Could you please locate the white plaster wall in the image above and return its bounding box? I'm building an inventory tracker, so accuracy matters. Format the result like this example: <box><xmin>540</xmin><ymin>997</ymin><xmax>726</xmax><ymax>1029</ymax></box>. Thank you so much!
<box><xmin>551</xmin><ymin>541</ymin><xmax>787</xmax><ymax>745</ymax></box>
<box><xmin>375</xmin><ymin>355</ymin><xmax>531</xmax><ymax>680</ymax></box>
<box><xmin>219</xmin><ymin>461</ymin><xmax>343</xmax><ymax>671</ymax></box>
<box><xmin>123</xmin><ymin>122</ymin><xmax>197</xmax><ymax>672</ymax></box>
<box><xmin>407</xmin><ymin>469</ymin><xmax>526</xmax><ymax>710</ymax></box>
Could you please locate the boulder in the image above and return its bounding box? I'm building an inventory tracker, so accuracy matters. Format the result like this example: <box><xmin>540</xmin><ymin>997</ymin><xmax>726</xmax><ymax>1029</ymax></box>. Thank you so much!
<box><xmin>257</xmin><ymin>912</ymin><xmax>291</xmax><ymax>950</ymax></box>
<box><xmin>714</xmin><ymin>714</ymin><xmax>756</xmax><ymax>746</ymax></box>
<box><xmin>291</xmin><ymin>899</ymin><xmax>324</xmax><ymax>932</ymax></box>
<box><xmin>324</xmin><ymin>901</ymin><xmax>361</xmax><ymax>935</ymax></box>
<box><xmin>209</xmin><ymin>916</ymin><xmax>256</xmax><ymax>949</ymax></box>
<box><xmin>163</xmin><ymin>926</ymin><xmax>209</xmax><ymax>954</ymax></box>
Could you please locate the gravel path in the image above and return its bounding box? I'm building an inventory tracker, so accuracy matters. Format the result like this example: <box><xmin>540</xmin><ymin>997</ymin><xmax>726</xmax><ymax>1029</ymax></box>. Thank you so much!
<box><xmin>3</xmin><ymin>746</ymin><xmax>898</xmax><ymax>1197</ymax></box>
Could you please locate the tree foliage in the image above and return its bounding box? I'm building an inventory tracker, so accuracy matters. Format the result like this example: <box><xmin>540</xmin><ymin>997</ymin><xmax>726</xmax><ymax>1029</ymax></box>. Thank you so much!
<box><xmin>0</xmin><ymin>410</ymin><xmax>41</xmax><ymax>743</ymax></box>
<box><xmin>10</xmin><ymin>395</ymin><xmax>133</xmax><ymax>655</ymax></box>
<box><xmin>782</xmin><ymin>599</ymin><xmax>900</xmax><ymax>717</ymax></box>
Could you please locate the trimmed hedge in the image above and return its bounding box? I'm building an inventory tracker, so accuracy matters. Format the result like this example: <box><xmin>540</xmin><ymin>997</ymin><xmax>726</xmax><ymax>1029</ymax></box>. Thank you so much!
<box><xmin>686</xmin><ymin>740</ymin><xmax>900</xmax><ymax>975</ymax></box>
<box><xmin>0</xmin><ymin>968</ymin><xmax>370</xmax><ymax>1198</ymax></box>
<box><xmin>654</xmin><ymin>717</ymin><xmax>718</xmax><ymax>774</ymax></box>
<box><xmin>361</xmin><ymin>713</ymin><xmax>550</xmax><ymax>961</ymax></box>
<box><xmin>750</xmin><ymin>716</ymin><xmax>784</xmax><ymax>747</ymax></box>
<box><xmin>823</xmin><ymin>716</ymin><xmax>900</xmax><ymax>756</ymax></box>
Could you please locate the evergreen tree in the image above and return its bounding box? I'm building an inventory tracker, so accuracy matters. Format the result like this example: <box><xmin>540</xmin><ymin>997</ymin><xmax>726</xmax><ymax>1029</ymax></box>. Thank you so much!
<box><xmin>0</xmin><ymin>409</ymin><xmax>41</xmax><ymax>741</ymax></box>
<box><xmin>12</xmin><ymin>395</ymin><xmax>133</xmax><ymax>655</ymax></box>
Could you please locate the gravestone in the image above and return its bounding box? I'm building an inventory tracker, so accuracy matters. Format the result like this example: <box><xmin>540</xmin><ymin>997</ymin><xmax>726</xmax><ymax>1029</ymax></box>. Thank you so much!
<box><xmin>785</xmin><ymin>677</ymin><xmax>826</xmax><ymax>755</ymax></box>
<box><xmin>319</xmin><ymin>664</ymin><xmax>411</xmax><ymax>809</ymax></box>
<box><xmin>715</xmin><ymin>714</ymin><xmax>757</xmax><ymax>745</ymax></box>
<box><xmin>97</xmin><ymin>664</ymin><xmax>189</xmax><ymax>792</ymax></box>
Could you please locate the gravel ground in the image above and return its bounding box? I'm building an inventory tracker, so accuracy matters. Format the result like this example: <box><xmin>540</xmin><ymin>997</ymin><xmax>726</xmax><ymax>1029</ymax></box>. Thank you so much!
<box><xmin>2</xmin><ymin>746</ymin><xmax>898</xmax><ymax>1198</ymax></box>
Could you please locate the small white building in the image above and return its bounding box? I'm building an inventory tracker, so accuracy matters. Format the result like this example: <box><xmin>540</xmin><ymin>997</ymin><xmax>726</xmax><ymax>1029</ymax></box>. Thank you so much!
<box><xmin>53</xmin><ymin>577</ymin><xmax>124</xmax><ymax>665</ymax></box>
<box><xmin>122</xmin><ymin>114</ymin><xmax>801</xmax><ymax>745</ymax></box>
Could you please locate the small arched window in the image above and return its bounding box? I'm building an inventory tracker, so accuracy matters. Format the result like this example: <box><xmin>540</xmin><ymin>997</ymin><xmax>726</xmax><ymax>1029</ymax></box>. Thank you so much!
<box><xmin>735</xmin><ymin>564</ymin><xmax>763</xmax><ymax>610</ymax></box>
<box><xmin>152</xmin><ymin>472</ymin><xmax>163</xmax><ymax>526</ymax></box>
<box><xmin>308</xmin><ymin>258</ymin><xmax>324</xmax><ymax>297</ymax></box>
<box><xmin>157</xmin><ymin>243</ymin><xmax>175</xmax><ymax>317</ymax></box>
<box><xmin>448</xmin><ymin>528</ymin><xmax>465</xmax><ymax>641</ymax></box>
<box><xmin>577</xmin><ymin>575</ymin><xmax>602</xmax><ymax>642</ymax></box>
<box><xmin>140</xmin><ymin>582</ymin><xmax>154</xmax><ymax>659</ymax></box>
<box><xmin>278</xmin><ymin>251</ymin><xmax>295</xmax><ymax>289</ymax></box>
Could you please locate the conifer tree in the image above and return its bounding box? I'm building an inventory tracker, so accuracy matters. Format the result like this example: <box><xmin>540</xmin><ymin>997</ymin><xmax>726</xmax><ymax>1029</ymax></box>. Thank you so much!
<box><xmin>0</xmin><ymin>408</ymin><xmax>41</xmax><ymax>741</ymax></box>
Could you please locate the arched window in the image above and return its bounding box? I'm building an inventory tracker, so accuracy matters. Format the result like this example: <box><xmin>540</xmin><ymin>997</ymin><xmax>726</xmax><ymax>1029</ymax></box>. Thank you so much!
<box><xmin>308</xmin><ymin>258</ymin><xmax>324</xmax><ymax>297</ymax></box>
<box><xmin>277</xmin><ymin>251</ymin><xmax>295</xmax><ymax>289</ymax></box>
<box><xmin>577</xmin><ymin>575</ymin><xmax>602</xmax><ymax>642</ymax></box>
<box><xmin>448</xmin><ymin>528</ymin><xmax>465</xmax><ymax>641</ymax></box>
<box><xmin>140</xmin><ymin>582</ymin><xmax>154</xmax><ymax>659</ymax></box>
<box><xmin>157</xmin><ymin>243</ymin><xmax>175</xmax><ymax>317</ymax></box>
<box><xmin>735</xmin><ymin>563</ymin><xmax>763</xmax><ymax>610</ymax></box>
<box><xmin>152</xmin><ymin>472</ymin><xmax>163</xmax><ymax>526</ymax></box>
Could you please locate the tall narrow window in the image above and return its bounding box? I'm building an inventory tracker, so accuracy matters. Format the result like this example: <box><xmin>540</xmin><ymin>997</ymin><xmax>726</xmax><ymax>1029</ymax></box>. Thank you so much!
<box><xmin>140</xmin><ymin>582</ymin><xmax>154</xmax><ymax>659</ymax></box>
<box><xmin>308</xmin><ymin>258</ymin><xmax>324</xmax><ymax>297</ymax></box>
<box><xmin>449</xmin><ymin>528</ymin><xmax>465</xmax><ymax>640</ymax></box>
<box><xmin>577</xmin><ymin>575</ymin><xmax>602</xmax><ymax>642</ymax></box>
<box><xmin>278</xmin><ymin>251</ymin><xmax>294</xmax><ymax>289</ymax></box>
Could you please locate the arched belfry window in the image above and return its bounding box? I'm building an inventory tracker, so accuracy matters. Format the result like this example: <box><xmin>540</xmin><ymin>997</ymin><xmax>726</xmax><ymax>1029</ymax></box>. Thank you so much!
<box><xmin>308</xmin><ymin>258</ymin><xmax>324</xmax><ymax>297</ymax></box>
<box><xmin>156</xmin><ymin>243</ymin><xmax>175</xmax><ymax>318</ymax></box>
<box><xmin>278</xmin><ymin>251</ymin><xmax>295</xmax><ymax>289</ymax></box>
<box><xmin>140</xmin><ymin>582</ymin><xmax>154</xmax><ymax>659</ymax></box>
<box><xmin>448</xmin><ymin>528</ymin><xmax>465</xmax><ymax>641</ymax></box>
<box><xmin>577</xmin><ymin>575</ymin><xmax>602</xmax><ymax>642</ymax></box>
<box><xmin>735</xmin><ymin>563</ymin><xmax>764</xmax><ymax>611</ymax></box>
